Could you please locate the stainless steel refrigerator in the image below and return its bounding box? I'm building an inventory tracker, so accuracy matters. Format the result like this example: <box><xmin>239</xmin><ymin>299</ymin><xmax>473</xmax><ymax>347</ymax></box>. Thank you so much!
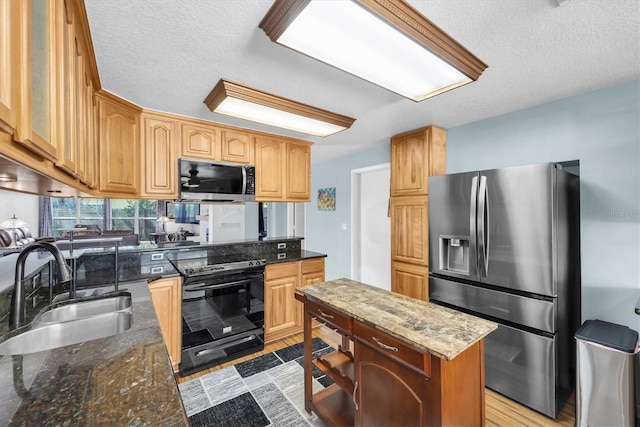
<box><xmin>428</xmin><ymin>162</ymin><xmax>580</xmax><ymax>418</ymax></box>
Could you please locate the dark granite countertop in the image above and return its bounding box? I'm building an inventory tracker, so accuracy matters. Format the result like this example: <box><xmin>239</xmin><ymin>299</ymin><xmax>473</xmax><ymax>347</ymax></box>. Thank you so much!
<box><xmin>0</xmin><ymin>238</ymin><xmax>326</xmax><ymax>425</ymax></box>
<box><xmin>299</xmin><ymin>279</ymin><xmax>498</xmax><ymax>361</ymax></box>
<box><xmin>0</xmin><ymin>281</ymin><xmax>188</xmax><ymax>426</ymax></box>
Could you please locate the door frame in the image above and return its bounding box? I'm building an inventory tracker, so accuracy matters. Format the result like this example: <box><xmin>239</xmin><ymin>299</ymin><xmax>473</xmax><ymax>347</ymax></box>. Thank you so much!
<box><xmin>350</xmin><ymin>162</ymin><xmax>390</xmax><ymax>281</ymax></box>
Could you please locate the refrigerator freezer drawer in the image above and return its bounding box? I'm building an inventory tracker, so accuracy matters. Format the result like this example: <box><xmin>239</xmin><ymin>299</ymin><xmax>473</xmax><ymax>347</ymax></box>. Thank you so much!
<box><xmin>429</xmin><ymin>276</ymin><xmax>556</xmax><ymax>333</ymax></box>
<box><xmin>484</xmin><ymin>324</ymin><xmax>557</xmax><ymax>418</ymax></box>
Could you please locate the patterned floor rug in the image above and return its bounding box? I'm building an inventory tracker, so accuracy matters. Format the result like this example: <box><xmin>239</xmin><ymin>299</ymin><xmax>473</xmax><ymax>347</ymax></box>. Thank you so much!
<box><xmin>178</xmin><ymin>338</ymin><xmax>335</xmax><ymax>427</ymax></box>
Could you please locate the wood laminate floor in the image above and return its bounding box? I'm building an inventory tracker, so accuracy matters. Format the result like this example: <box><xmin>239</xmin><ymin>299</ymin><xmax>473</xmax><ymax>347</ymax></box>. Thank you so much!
<box><xmin>176</xmin><ymin>327</ymin><xmax>576</xmax><ymax>427</ymax></box>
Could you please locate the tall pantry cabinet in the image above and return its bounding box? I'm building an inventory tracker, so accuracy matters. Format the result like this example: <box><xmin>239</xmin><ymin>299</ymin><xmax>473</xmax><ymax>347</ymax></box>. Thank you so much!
<box><xmin>390</xmin><ymin>126</ymin><xmax>446</xmax><ymax>301</ymax></box>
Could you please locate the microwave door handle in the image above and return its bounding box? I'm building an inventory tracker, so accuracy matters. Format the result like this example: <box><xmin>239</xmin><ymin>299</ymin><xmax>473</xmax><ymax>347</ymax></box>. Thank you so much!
<box><xmin>241</xmin><ymin>167</ymin><xmax>247</xmax><ymax>195</ymax></box>
<box><xmin>478</xmin><ymin>175</ymin><xmax>489</xmax><ymax>276</ymax></box>
<box><xmin>470</xmin><ymin>175</ymin><xmax>478</xmax><ymax>273</ymax></box>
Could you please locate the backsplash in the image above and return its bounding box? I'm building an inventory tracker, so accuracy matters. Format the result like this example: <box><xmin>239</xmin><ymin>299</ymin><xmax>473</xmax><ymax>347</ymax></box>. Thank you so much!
<box><xmin>0</xmin><ymin>237</ymin><xmax>304</xmax><ymax>333</ymax></box>
<box><xmin>76</xmin><ymin>237</ymin><xmax>303</xmax><ymax>287</ymax></box>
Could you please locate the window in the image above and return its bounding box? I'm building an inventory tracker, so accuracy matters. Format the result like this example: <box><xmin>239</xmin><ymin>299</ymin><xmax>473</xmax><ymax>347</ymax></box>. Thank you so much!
<box><xmin>50</xmin><ymin>198</ymin><xmax>105</xmax><ymax>232</ymax></box>
<box><xmin>166</xmin><ymin>202</ymin><xmax>200</xmax><ymax>224</ymax></box>
<box><xmin>51</xmin><ymin>198</ymin><xmax>159</xmax><ymax>241</ymax></box>
<box><xmin>109</xmin><ymin>199</ymin><xmax>158</xmax><ymax>240</ymax></box>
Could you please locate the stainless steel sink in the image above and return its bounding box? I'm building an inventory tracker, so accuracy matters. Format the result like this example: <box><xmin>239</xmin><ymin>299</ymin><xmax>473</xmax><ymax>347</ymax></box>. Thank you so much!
<box><xmin>35</xmin><ymin>293</ymin><xmax>132</xmax><ymax>325</ymax></box>
<box><xmin>0</xmin><ymin>293</ymin><xmax>133</xmax><ymax>355</ymax></box>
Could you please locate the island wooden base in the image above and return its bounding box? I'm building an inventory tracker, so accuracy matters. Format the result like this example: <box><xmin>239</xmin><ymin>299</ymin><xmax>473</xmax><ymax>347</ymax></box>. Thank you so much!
<box><xmin>298</xmin><ymin>292</ymin><xmax>488</xmax><ymax>427</ymax></box>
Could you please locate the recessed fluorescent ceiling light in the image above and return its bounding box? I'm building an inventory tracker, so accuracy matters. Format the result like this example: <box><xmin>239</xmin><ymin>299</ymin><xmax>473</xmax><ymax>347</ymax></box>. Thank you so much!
<box><xmin>204</xmin><ymin>79</ymin><xmax>355</xmax><ymax>137</ymax></box>
<box><xmin>260</xmin><ymin>0</ymin><xmax>488</xmax><ymax>102</ymax></box>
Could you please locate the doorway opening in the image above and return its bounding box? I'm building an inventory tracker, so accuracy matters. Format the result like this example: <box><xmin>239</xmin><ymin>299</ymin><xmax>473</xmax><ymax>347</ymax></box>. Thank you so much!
<box><xmin>350</xmin><ymin>163</ymin><xmax>390</xmax><ymax>290</ymax></box>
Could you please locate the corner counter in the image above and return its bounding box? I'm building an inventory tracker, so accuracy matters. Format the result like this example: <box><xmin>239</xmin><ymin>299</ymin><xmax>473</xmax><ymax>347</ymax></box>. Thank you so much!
<box><xmin>0</xmin><ymin>280</ymin><xmax>188</xmax><ymax>426</ymax></box>
<box><xmin>0</xmin><ymin>237</ymin><xmax>325</xmax><ymax>426</ymax></box>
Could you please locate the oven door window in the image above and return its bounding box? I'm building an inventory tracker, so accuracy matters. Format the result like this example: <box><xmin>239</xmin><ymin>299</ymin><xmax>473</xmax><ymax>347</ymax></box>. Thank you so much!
<box><xmin>182</xmin><ymin>275</ymin><xmax>264</xmax><ymax>340</ymax></box>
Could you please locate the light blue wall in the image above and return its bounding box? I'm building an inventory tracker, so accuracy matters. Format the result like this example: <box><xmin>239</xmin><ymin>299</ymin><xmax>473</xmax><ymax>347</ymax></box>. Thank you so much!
<box><xmin>306</xmin><ymin>80</ymin><xmax>639</xmax><ymax>331</ymax></box>
<box><xmin>447</xmin><ymin>80</ymin><xmax>639</xmax><ymax>331</ymax></box>
<box><xmin>307</xmin><ymin>144</ymin><xmax>389</xmax><ymax>280</ymax></box>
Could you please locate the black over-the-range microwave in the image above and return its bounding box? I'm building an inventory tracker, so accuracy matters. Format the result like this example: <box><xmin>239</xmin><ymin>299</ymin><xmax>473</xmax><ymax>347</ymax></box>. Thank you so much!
<box><xmin>178</xmin><ymin>158</ymin><xmax>255</xmax><ymax>203</ymax></box>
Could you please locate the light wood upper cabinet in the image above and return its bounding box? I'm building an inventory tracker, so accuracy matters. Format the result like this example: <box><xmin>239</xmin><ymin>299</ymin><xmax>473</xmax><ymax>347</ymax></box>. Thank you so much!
<box><xmin>0</xmin><ymin>0</ymin><xmax>18</xmax><ymax>134</ymax></box>
<box><xmin>54</xmin><ymin>1</ymin><xmax>76</xmax><ymax>177</ymax></box>
<box><xmin>255</xmin><ymin>136</ymin><xmax>284</xmax><ymax>200</ymax></box>
<box><xmin>181</xmin><ymin>121</ymin><xmax>220</xmax><ymax>160</ymax></box>
<box><xmin>148</xmin><ymin>276</ymin><xmax>182</xmax><ymax>373</ymax></box>
<box><xmin>390</xmin><ymin>126</ymin><xmax>446</xmax><ymax>197</ymax></box>
<box><xmin>73</xmin><ymin>43</ymin><xmax>87</xmax><ymax>182</ymax></box>
<box><xmin>286</xmin><ymin>141</ymin><xmax>311</xmax><ymax>200</ymax></box>
<box><xmin>12</xmin><ymin>0</ymin><xmax>59</xmax><ymax>162</ymax></box>
<box><xmin>220</xmin><ymin>129</ymin><xmax>253</xmax><ymax>164</ymax></box>
<box><xmin>255</xmin><ymin>136</ymin><xmax>312</xmax><ymax>202</ymax></box>
<box><xmin>84</xmin><ymin>84</ymin><xmax>97</xmax><ymax>189</ymax></box>
<box><xmin>141</xmin><ymin>113</ymin><xmax>178</xmax><ymax>198</ymax></box>
<box><xmin>96</xmin><ymin>91</ymin><xmax>141</xmax><ymax>195</ymax></box>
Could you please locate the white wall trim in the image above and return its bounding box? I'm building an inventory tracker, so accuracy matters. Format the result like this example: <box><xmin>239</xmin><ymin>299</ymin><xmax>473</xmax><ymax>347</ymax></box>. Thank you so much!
<box><xmin>350</xmin><ymin>162</ymin><xmax>390</xmax><ymax>281</ymax></box>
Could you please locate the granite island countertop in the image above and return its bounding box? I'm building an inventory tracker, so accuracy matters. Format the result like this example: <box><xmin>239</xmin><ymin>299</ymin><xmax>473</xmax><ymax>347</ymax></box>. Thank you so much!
<box><xmin>0</xmin><ymin>280</ymin><xmax>188</xmax><ymax>426</ymax></box>
<box><xmin>298</xmin><ymin>278</ymin><xmax>498</xmax><ymax>361</ymax></box>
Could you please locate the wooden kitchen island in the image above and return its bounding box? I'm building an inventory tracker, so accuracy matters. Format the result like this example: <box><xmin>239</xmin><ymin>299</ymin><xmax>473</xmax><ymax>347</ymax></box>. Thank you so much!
<box><xmin>296</xmin><ymin>279</ymin><xmax>498</xmax><ymax>427</ymax></box>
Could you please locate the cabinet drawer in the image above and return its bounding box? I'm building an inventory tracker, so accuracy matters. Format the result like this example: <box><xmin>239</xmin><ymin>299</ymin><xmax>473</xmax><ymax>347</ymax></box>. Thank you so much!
<box><xmin>355</xmin><ymin>321</ymin><xmax>431</xmax><ymax>377</ymax></box>
<box><xmin>265</xmin><ymin>262</ymin><xmax>299</xmax><ymax>280</ymax></box>
<box><xmin>306</xmin><ymin>299</ymin><xmax>353</xmax><ymax>335</ymax></box>
<box><xmin>301</xmin><ymin>258</ymin><xmax>324</xmax><ymax>274</ymax></box>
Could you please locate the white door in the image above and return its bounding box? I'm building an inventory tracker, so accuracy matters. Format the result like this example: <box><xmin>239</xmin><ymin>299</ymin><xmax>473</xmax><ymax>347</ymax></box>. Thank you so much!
<box><xmin>351</xmin><ymin>163</ymin><xmax>390</xmax><ymax>290</ymax></box>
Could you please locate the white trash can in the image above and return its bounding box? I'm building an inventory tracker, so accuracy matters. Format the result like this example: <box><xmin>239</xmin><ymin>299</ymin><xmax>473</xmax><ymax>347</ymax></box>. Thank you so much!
<box><xmin>575</xmin><ymin>319</ymin><xmax>639</xmax><ymax>427</ymax></box>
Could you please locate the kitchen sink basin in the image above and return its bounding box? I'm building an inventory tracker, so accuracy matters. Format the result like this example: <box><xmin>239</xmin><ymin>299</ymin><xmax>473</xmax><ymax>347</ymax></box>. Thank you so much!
<box><xmin>0</xmin><ymin>293</ymin><xmax>133</xmax><ymax>355</ymax></box>
<box><xmin>35</xmin><ymin>292</ymin><xmax>132</xmax><ymax>325</ymax></box>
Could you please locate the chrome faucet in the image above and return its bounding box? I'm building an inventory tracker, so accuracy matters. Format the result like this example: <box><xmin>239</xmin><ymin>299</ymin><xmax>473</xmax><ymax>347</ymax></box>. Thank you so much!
<box><xmin>9</xmin><ymin>242</ymin><xmax>73</xmax><ymax>329</ymax></box>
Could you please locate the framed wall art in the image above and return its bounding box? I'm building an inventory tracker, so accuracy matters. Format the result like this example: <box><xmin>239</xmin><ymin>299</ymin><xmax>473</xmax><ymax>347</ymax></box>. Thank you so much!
<box><xmin>317</xmin><ymin>187</ymin><xmax>336</xmax><ymax>211</ymax></box>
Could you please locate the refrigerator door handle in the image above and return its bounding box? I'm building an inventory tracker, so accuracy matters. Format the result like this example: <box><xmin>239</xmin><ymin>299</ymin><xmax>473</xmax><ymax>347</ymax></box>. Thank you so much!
<box><xmin>470</xmin><ymin>176</ymin><xmax>478</xmax><ymax>264</ymax></box>
<box><xmin>479</xmin><ymin>175</ymin><xmax>489</xmax><ymax>275</ymax></box>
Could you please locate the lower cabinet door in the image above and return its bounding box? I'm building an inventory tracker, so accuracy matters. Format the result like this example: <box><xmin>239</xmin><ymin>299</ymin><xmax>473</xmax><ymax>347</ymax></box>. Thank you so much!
<box><xmin>264</xmin><ymin>262</ymin><xmax>299</xmax><ymax>342</ymax></box>
<box><xmin>355</xmin><ymin>341</ymin><xmax>431</xmax><ymax>426</ymax></box>
<box><xmin>148</xmin><ymin>277</ymin><xmax>182</xmax><ymax>372</ymax></box>
<box><xmin>391</xmin><ymin>261</ymin><xmax>428</xmax><ymax>301</ymax></box>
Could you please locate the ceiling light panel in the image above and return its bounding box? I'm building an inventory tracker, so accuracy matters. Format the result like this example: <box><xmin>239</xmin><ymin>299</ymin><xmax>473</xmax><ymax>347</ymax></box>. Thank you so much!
<box><xmin>204</xmin><ymin>79</ymin><xmax>355</xmax><ymax>137</ymax></box>
<box><xmin>260</xmin><ymin>0</ymin><xmax>488</xmax><ymax>102</ymax></box>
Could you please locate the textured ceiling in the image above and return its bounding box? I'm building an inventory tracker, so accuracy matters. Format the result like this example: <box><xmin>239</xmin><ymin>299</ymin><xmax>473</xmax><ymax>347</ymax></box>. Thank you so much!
<box><xmin>84</xmin><ymin>0</ymin><xmax>640</xmax><ymax>164</ymax></box>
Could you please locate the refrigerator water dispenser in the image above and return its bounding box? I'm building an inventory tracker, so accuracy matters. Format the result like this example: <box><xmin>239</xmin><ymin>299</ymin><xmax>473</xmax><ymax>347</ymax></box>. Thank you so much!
<box><xmin>439</xmin><ymin>236</ymin><xmax>469</xmax><ymax>274</ymax></box>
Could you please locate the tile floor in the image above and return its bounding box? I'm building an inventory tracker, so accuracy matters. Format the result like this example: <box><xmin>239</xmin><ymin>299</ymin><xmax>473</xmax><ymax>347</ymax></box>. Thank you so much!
<box><xmin>179</xmin><ymin>338</ymin><xmax>335</xmax><ymax>427</ymax></box>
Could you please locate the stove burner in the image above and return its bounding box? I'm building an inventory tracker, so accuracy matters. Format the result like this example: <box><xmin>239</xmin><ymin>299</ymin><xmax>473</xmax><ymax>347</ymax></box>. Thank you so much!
<box><xmin>177</xmin><ymin>258</ymin><xmax>266</xmax><ymax>277</ymax></box>
<box><xmin>183</xmin><ymin>265</ymin><xmax>225</xmax><ymax>275</ymax></box>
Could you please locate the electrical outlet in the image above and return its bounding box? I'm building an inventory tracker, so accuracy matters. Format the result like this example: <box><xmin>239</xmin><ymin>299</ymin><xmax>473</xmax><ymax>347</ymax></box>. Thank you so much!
<box><xmin>341</xmin><ymin>223</ymin><xmax>347</xmax><ymax>231</ymax></box>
